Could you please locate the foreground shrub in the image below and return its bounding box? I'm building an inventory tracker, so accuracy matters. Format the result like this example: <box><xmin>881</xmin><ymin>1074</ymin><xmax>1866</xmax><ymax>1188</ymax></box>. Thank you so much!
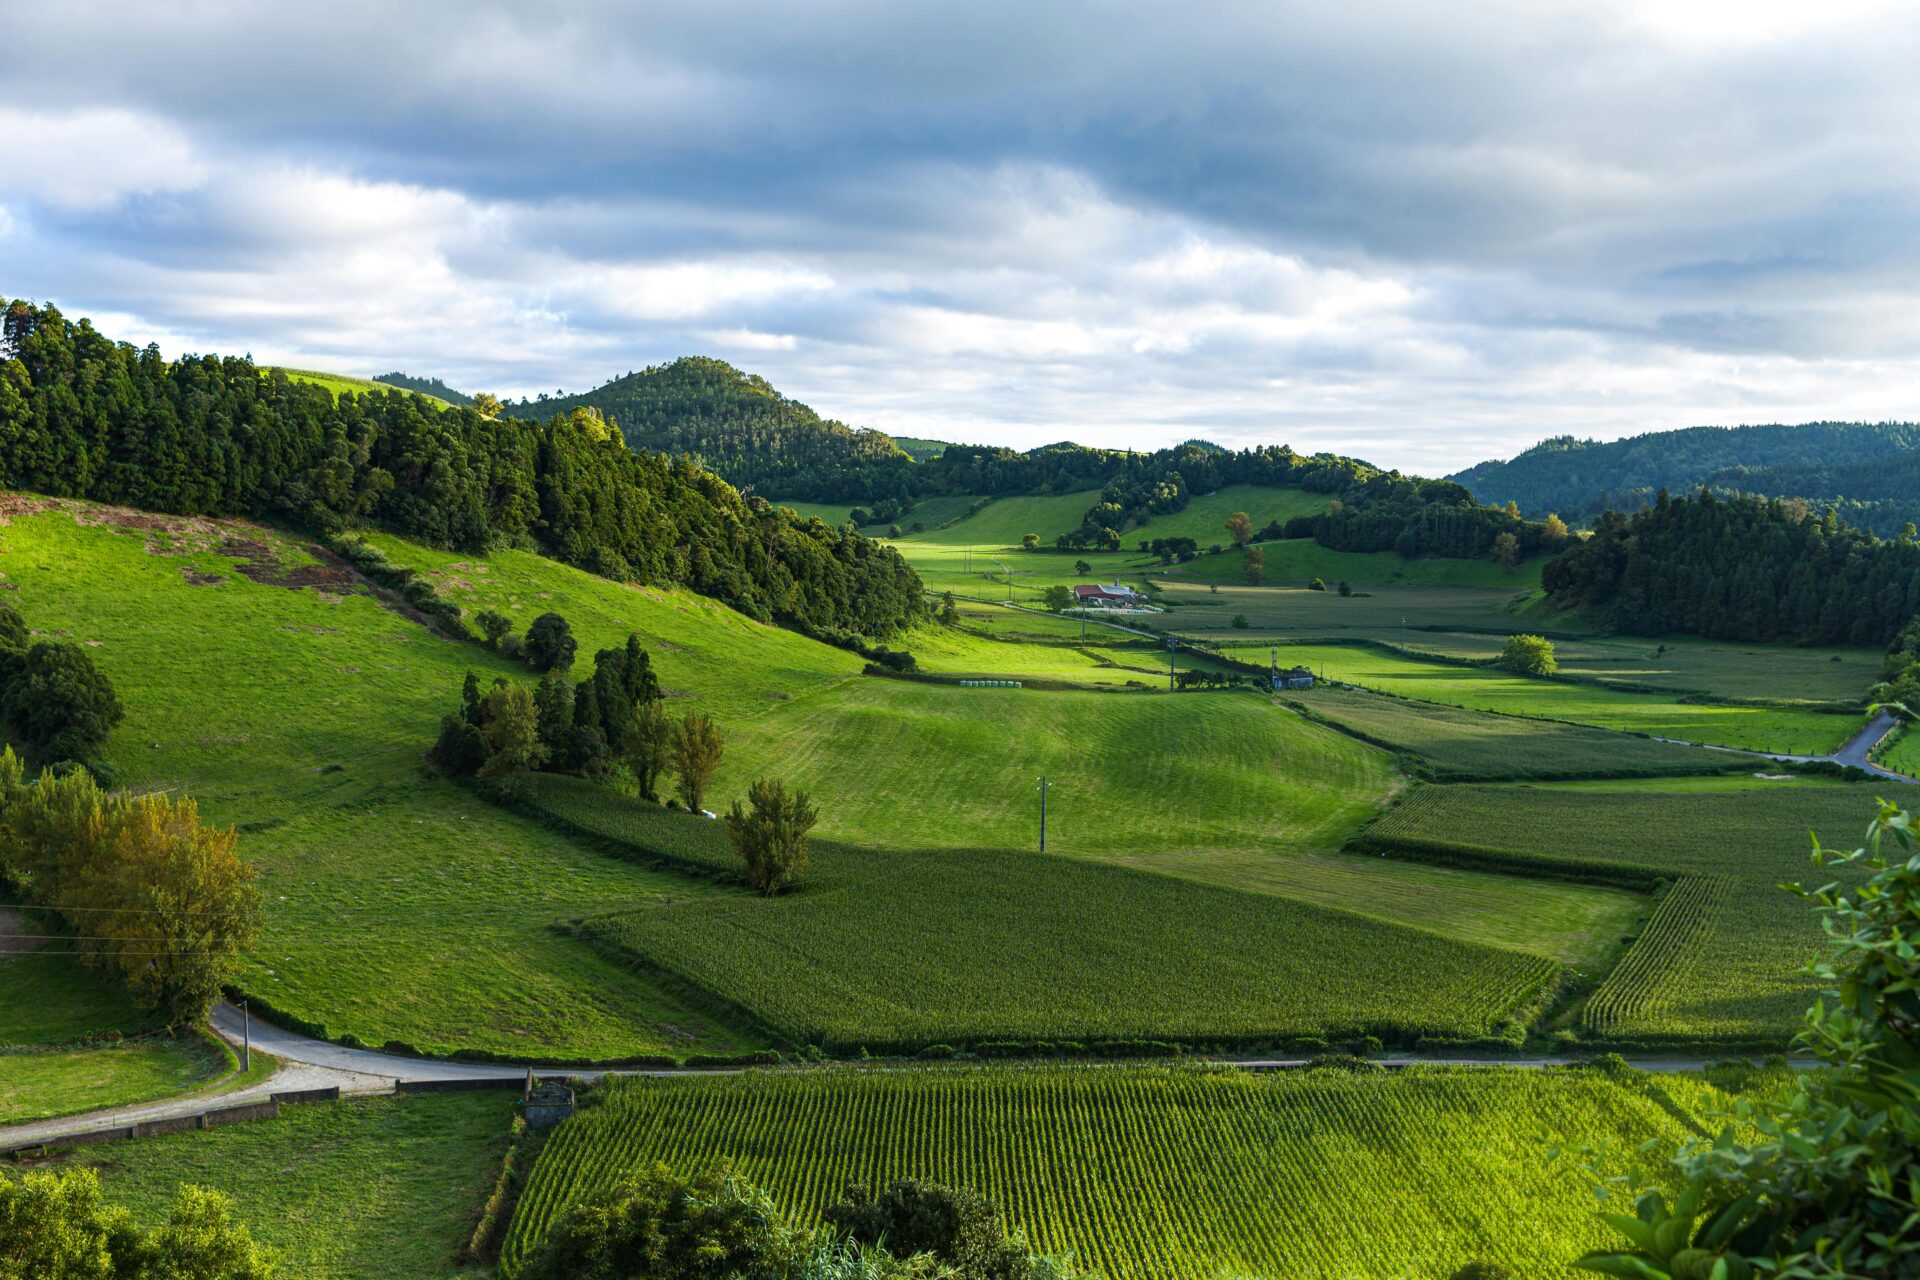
<box><xmin>1570</xmin><ymin>799</ymin><xmax>1920</xmax><ymax>1278</ymax></box>
<box><xmin>517</xmin><ymin>1162</ymin><xmax>804</xmax><ymax>1280</ymax></box>
<box><xmin>0</xmin><ymin>1167</ymin><xmax>276</xmax><ymax>1280</ymax></box>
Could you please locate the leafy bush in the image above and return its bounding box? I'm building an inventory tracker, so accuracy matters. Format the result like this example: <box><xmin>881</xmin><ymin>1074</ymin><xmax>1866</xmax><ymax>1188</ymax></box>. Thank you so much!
<box><xmin>0</xmin><ymin>1167</ymin><xmax>276</xmax><ymax>1279</ymax></box>
<box><xmin>3</xmin><ymin>640</ymin><xmax>123</xmax><ymax>762</ymax></box>
<box><xmin>524</xmin><ymin>613</ymin><xmax>578</xmax><ymax>673</ymax></box>
<box><xmin>1498</xmin><ymin>634</ymin><xmax>1556</xmax><ymax>677</ymax></box>
<box><xmin>1569</xmin><ymin>799</ymin><xmax>1920</xmax><ymax>1279</ymax></box>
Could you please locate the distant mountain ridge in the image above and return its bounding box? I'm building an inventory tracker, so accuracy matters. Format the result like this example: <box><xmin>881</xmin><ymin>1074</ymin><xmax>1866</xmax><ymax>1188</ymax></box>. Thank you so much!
<box><xmin>1451</xmin><ymin>421</ymin><xmax>1920</xmax><ymax>535</ymax></box>
<box><xmin>499</xmin><ymin>356</ymin><xmax>918</xmax><ymax>502</ymax></box>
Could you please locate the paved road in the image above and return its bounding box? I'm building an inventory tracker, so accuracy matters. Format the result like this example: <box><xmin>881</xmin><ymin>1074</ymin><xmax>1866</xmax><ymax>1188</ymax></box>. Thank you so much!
<box><xmin>1653</xmin><ymin>707</ymin><xmax>1912</xmax><ymax>782</ymax></box>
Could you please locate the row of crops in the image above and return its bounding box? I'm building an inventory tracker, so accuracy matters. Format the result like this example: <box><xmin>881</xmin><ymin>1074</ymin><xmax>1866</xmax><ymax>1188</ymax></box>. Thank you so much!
<box><xmin>1583</xmin><ymin>876</ymin><xmax>1729</xmax><ymax>1035</ymax></box>
<box><xmin>499</xmin><ymin>1064</ymin><xmax>1727</xmax><ymax>1280</ymax></box>
<box><xmin>1365</xmin><ymin>779</ymin><xmax>1901</xmax><ymax>1043</ymax></box>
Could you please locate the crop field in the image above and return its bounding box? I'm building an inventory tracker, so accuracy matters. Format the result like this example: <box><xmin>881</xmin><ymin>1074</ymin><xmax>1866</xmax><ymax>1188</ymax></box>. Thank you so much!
<box><xmin>710</xmin><ymin>679</ymin><xmax>1397</xmax><ymax>859</ymax></box>
<box><xmin>63</xmin><ymin>1091</ymin><xmax>512</xmax><ymax>1279</ymax></box>
<box><xmin>1363</xmin><ymin>777</ymin><xmax>1909</xmax><ymax>1041</ymax></box>
<box><xmin>1224</xmin><ymin>641</ymin><xmax>1857</xmax><ymax>753</ymax></box>
<box><xmin>1</xmin><ymin>502</ymin><xmax>757</xmax><ymax>1061</ymax></box>
<box><xmin>501</xmin><ymin>1065</ymin><xmax>1723</xmax><ymax>1280</ymax></box>
<box><xmin>1878</xmin><ymin>726</ymin><xmax>1920</xmax><ymax>776</ymax></box>
<box><xmin>584</xmin><ymin>840</ymin><xmax>1557</xmax><ymax>1050</ymax></box>
<box><xmin>1288</xmin><ymin>685</ymin><xmax>1745</xmax><ymax>780</ymax></box>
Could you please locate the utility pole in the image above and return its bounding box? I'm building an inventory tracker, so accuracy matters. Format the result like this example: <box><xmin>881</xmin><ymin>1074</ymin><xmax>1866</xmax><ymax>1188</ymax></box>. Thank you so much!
<box><xmin>1166</xmin><ymin>635</ymin><xmax>1179</xmax><ymax>691</ymax></box>
<box><xmin>1036</xmin><ymin>776</ymin><xmax>1050</xmax><ymax>852</ymax></box>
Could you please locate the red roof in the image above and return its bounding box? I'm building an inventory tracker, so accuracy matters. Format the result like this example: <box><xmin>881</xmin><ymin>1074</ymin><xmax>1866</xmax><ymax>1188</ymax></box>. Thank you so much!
<box><xmin>1074</xmin><ymin>584</ymin><xmax>1131</xmax><ymax>600</ymax></box>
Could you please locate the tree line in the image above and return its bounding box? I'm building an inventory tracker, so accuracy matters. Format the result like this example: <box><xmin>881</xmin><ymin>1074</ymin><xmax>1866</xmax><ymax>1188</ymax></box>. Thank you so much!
<box><xmin>1542</xmin><ymin>489</ymin><xmax>1920</xmax><ymax>646</ymax></box>
<box><xmin>0</xmin><ymin>302</ymin><xmax>924</xmax><ymax>642</ymax></box>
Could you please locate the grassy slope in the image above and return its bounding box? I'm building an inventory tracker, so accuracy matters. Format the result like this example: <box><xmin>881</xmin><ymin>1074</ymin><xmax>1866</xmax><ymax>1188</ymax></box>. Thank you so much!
<box><xmin>1121</xmin><ymin>484</ymin><xmax>1329</xmax><ymax>544</ymax></box>
<box><xmin>504</xmin><ymin>1065</ymin><xmax>1727</xmax><ymax>1280</ymax></box>
<box><xmin>273</xmin><ymin>367</ymin><xmax>453</xmax><ymax>409</ymax></box>
<box><xmin>0</xmin><ymin>502</ymin><xmax>753</xmax><ymax>1061</ymax></box>
<box><xmin>1157</xmin><ymin>580</ymin><xmax>1554</xmax><ymax>638</ymax></box>
<box><xmin>0</xmin><ymin>951</ymin><xmax>167</xmax><ymax>1045</ymax></box>
<box><xmin>65</xmin><ymin>1092</ymin><xmax>510</xmax><ymax>1280</ymax></box>
<box><xmin>1365</xmin><ymin>776</ymin><xmax>1913</xmax><ymax>1041</ymax></box>
<box><xmin>1222</xmin><ymin>641</ymin><xmax>1857</xmax><ymax>753</ymax></box>
<box><xmin>894</xmin><ymin>490</ymin><xmax>1104</xmax><ymax>547</ymax></box>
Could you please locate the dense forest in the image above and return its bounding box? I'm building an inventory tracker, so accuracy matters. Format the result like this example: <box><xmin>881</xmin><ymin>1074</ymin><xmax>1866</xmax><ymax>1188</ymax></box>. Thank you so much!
<box><xmin>1452</xmin><ymin>422</ymin><xmax>1920</xmax><ymax>534</ymax></box>
<box><xmin>1541</xmin><ymin>490</ymin><xmax>1920</xmax><ymax>646</ymax></box>
<box><xmin>502</xmin><ymin>356</ymin><xmax>921</xmax><ymax>502</ymax></box>
<box><xmin>373</xmin><ymin>370</ymin><xmax>473</xmax><ymax>405</ymax></box>
<box><xmin>0</xmin><ymin>302</ymin><xmax>923</xmax><ymax>639</ymax></box>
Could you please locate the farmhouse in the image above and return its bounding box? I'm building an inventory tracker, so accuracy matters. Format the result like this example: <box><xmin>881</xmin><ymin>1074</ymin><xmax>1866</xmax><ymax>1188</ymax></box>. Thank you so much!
<box><xmin>1072</xmin><ymin>582</ymin><xmax>1142</xmax><ymax>606</ymax></box>
<box><xmin>1272</xmin><ymin>664</ymin><xmax>1315</xmax><ymax>691</ymax></box>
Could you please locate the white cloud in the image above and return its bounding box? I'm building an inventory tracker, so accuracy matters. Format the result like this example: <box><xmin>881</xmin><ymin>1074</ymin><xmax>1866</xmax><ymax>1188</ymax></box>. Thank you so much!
<box><xmin>699</xmin><ymin>329</ymin><xmax>799</xmax><ymax>351</ymax></box>
<box><xmin>0</xmin><ymin>108</ymin><xmax>205</xmax><ymax>210</ymax></box>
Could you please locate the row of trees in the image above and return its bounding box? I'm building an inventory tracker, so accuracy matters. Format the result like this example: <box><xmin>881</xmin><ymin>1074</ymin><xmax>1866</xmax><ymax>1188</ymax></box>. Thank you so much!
<box><xmin>1</xmin><ymin>302</ymin><xmax>924</xmax><ymax>640</ymax></box>
<box><xmin>0</xmin><ymin>756</ymin><xmax>260</xmax><ymax>1023</ymax></box>
<box><xmin>520</xmin><ymin>1168</ymin><xmax>1086</xmax><ymax>1280</ymax></box>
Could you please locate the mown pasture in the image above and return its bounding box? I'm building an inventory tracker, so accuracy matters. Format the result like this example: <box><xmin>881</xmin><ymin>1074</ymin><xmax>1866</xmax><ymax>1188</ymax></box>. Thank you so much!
<box><xmin>0</xmin><ymin>1034</ymin><xmax>235</xmax><ymax>1127</ymax></box>
<box><xmin>1224</xmin><ymin>641</ymin><xmax>1858</xmax><ymax>753</ymax></box>
<box><xmin>501</xmin><ymin>1064</ymin><xmax>1750</xmax><ymax>1280</ymax></box>
<box><xmin>1</xmin><ymin>503</ymin><xmax>756</xmax><ymax>1062</ymax></box>
<box><xmin>1363</xmin><ymin>776</ymin><xmax>1908</xmax><ymax>1042</ymax></box>
<box><xmin>62</xmin><ymin>1091</ymin><xmax>513</xmax><ymax>1280</ymax></box>
<box><xmin>1158</xmin><ymin>579</ymin><xmax>1554</xmax><ymax>636</ymax></box>
<box><xmin>1287</xmin><ymin>685</ymin><xmax>1746</xmax><ymax>781</ymax></box>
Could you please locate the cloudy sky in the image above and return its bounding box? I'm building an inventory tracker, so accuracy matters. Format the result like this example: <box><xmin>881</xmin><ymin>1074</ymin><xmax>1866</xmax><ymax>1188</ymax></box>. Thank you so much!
<box><xmin>5</xmin><ymin>0</ymin><xmax>1920</xmax><ymax>471</ymax></box>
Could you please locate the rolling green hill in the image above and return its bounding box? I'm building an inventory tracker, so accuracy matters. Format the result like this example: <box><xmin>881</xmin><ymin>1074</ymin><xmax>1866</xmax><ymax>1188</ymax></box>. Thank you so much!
<box><xmin>271</xmin><ymin>367</ymin><xmax>455</xmax><ymax>409</ymax></box>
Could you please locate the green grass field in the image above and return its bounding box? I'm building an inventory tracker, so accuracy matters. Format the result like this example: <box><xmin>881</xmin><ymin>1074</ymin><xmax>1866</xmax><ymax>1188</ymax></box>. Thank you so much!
<box><xmin>0</xmin><ymin>501</ymin><xmax>755</xmax><ymax>1061</ymax></box>
<box><xmin>1118</xmin><ymin>484</ymin><xmax>1329</xmax><ymax>545</ymax></box>
<box><xmin>713</xmin><ymin>680</ymin><xmax>1393</xmax><ymax>858</ymax></box>
<box><xmin>1364</xmin><ymin>776</ymin><xmax>1910</xmax><ymax>1042</ymax></box>
<box><xmin>62</xmin><ymin>1091</ymin><xmax>512</xmax><ymax>1279</ymax></box>
<box><xmin>0</xmin><ymin>949</ymin><xmax>168</xmax><ymax>1046</ymax></box>
<box><xmin>501</xmin><ymin>1064</ymin><xmax>1737</xmax><ymax>1280</ymax></box>
<box><xmin>904</xmin><ymin>624</ymin><xmax>1203</xmax><ymax>687</ymax></box>
<box><xmin>1226</xmin><ymin>641</ymin><xmax>1858</xmax><ymax>753</ymax></box>
<box><xmin>272</xmin><ymin>367</ymin><xmax>454</xmax><ymax>409</ymax></box>
<box><xmin>0</xmin><ymin>1033</ymin><xmax>233</xmax><ymax>1126</ymax></box>
<box><xmin>1157</xmin><ymin>579</ymin><xmax>1556</xmax><ymax>637</ymax></box>
<box><xmin>1289</xmin><ymin>685</ymin><xmax>1746</xmax><ymax>781</ymax></box>
<box><xmin>1167</xmin><ymin>538</ymin><xmax>1551</xmax><ymax>590</ymax></box>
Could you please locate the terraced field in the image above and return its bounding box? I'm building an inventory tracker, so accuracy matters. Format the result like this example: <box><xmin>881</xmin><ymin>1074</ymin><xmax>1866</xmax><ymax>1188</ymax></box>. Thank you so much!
<box><xmin>501</xmin><ymin>1065</ymin><xmax>1737</xmax><ymax>1280</ymax></box>
<box><xmin>1363</xmin><ymin>776</ymin><xmax>1907</xmax><ymax>1042</ymax></box>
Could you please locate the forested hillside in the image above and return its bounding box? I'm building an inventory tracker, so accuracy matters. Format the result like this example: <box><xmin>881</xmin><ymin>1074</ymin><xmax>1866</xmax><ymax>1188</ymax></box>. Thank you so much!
<box><xmin>1452</xmin><ymin>422</ymin><xmax>1920</xmax><ymax>532</ymax></box>
<box><xmin>373</xmin><ymin>371</ymin><xmax>472</xmax><ymax>405</ymax></box>
<box><xmin>1542</xmin><ymin>489</ymin><xmax>1920</xmax><ymax>645</ymax></box>
<box><xmin>502</xmin><ymin>356</ymin><xmax>920</xmax><ymax>502</ymax></box>
<box><xmin>0</xmin><ymin>302</ymin><xmax>922</xmax><ymax>639</ymax></box>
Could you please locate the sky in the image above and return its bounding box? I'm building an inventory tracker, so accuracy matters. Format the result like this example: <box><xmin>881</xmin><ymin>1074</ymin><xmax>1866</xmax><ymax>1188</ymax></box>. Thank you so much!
<box><xmin>5</xmin><ymin>0</ymin><xmax>1920</xmax><ymax>473</ymax></box>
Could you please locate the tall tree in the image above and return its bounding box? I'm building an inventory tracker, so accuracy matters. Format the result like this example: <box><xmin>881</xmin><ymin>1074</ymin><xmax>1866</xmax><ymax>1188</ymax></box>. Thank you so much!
<box><xmin>669</xmin><ymin>713</ymin><xmax>724</xmax><ymax>813</ymax></box>
<box><xmin>1244</xmin><ymin>545</ymin><xmax>1265</xmax><ymax>586</ymax></box>
<box><xmin>523</xmin><ymin>613</ymin><xmax>577</xmax><ymax>673</ymax></box>
<box><xmin>619</xmin><ymin>699</ymin><xmax>673</xmax><ymax>804</ymax></box>
<box><xmin>1225</xmin><ymin>511</ymin><xmax>1253</xmax><ymax>546</ymax></box>
<box><xmin>724</xmin><ymin>778</ymin><xmax>818</xmax><ymax>896</ymax></box>
<box><xmin>478</xmin><ymin>683</ymin><xmax>545</xmax><ymax>797</ymax></box>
